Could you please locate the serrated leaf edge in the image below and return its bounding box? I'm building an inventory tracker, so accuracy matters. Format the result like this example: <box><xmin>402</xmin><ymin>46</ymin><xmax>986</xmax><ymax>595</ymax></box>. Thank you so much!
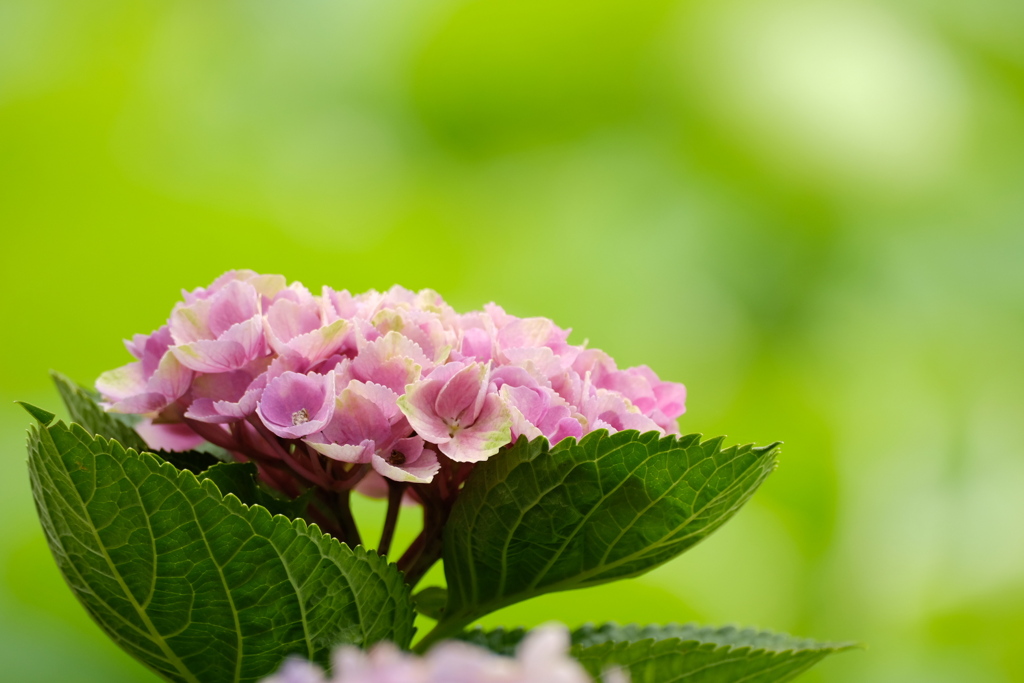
<box><xmin>459</xmin><ymin>621</ymin><xmax>857</xmax><ymax>658</ymax></box>
<box><xmin>27</xmin><ymin>417</ymin><xmax>416</xmax><ymax>681</ymax></box>
<box><xmin>449</xmin><ymin>429</ymin><xmax>780</xmax><ymax>620</ymax></box>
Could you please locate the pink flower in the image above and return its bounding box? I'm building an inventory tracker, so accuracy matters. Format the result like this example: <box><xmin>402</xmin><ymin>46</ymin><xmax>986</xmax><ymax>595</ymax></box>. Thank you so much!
<box><xmin>453</xmin><ymin>311</ymin><xmax>498</xmax><ymax>363</ymax></box>
<box><xmin>379</xmin><ymin>285</ymin><xmax>457</xmax><ymax>318</ymax></box>
<box><xmin>574</xmin><ymin>351</ymin><xmax>686</xmax><ymax>433</ymax></box>
<box><xmin>307</xmin><ymin>378</ymin><xmax>439</xmax><ymax>483</ymax></box>
<box><xmin>180</xmin><ymin>269</ymin><xmax>287</xmax><ymax>305</ymax></box>
<box><xmin>500</xmin><ymin>384</ymin><xmax>584</xmax><ymax>444</ymax></box>
<box><xmin>491</xmin><ymin>365</ymin><xmax>584</xmax><ymax>444</ymax></box>
<box><xmin>260</xmin><ymin>625</ymin><xmax>609</xmax><ymax>683</ymax></box>
<box><xmin>98</xmin><ymin>270</ymin><xmax>688</xmax><ymax>497</ymax></box>
<box><xmin>264</xmin><ymin>286</ymin><xmax>352</xmax><ymax>367</ymax></box>
<box><xmin>169</xmin><ymin>280</ymin><xmax>268</xmax><ymax>373</ymax></box>
<box><xmin>184</xmin><ymin>357</ymin><xmax>280</xmax><ymax>424</ymax></box>
<box><xmin>370</xmin><ymin>307</ymin><xmax>455</xmax><ymax>367</ymax></box>
<box><xmin>321</xmin><ymin>286</ymin><xmax>385</xmax><ymax>323</ymax></box>
<box><xmin>351</xmin><ymin>331</ymin><xmax>431</xmax><ymax>393</ymax></box>
<box><xmin>371</xmin><ymin>437</ymin><xmax>440</xmax><ymax>484</ymax></box>
<box><xmin>398</xmin><ymin>362</ymin><xmax>512</xmax><ymax>462</ymax></box>
<box><xmin>262</xmin><ymin>659</ymin><xmax>328</xmax><ymax>683</ymax></box>
<box><xmin>305</xmin><ymin>380</ymin><xmax>409</xmax><ymax>463</ymax></box>
<box><xmin>96</xmin><ymin>325</ymin><xmax>192</xmax><ymax>414</ymax></box>
<box><xmin>508</xmin><ymin>625</ymin><xmax>599</xmax><ymax>683</ymax></box>
<box><xmin>256</xmin><ymin>370</ymin><xmax>336</xmax><ymax>439</ymax></box>
<box><xmin>135</xmin><ymin>420</ymin><xmax>206</xmax><ymax>452</ymax></box>
<box><xmin>495</xmin><ymin>314</ymin><xmax>580</xmax><ymax>369</ymax></box>
<box><xmin>579</xmin><ymin>388</ymin><xmax>662</xmax><ymax>435</ymax></box>
<box><xmin>618</xmin><ymin>366</ymin><xmax>686</xmax><ymax>434</ymax></box>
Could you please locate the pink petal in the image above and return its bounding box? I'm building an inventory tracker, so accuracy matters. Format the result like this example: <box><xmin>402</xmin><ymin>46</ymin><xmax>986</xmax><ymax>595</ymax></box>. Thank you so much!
<box><xmin>256</xmin><ymin>371</ymin><xmax>336</xmax><ymax>438</ymax></box>
<box><xmin>139</xmin><ymin>326</ymin><xmax>175</xmax><ymax>376</ymax></box>
<box><xmin>169</xmin><ymin>298</ymin><xmax>212</xmax><ymax>344</ymax></box>
<box><xmin>501</xmin><ymin>384</ymin><xmax>547</xmax><ymax>423</ymax></box>
<box><xmin>439</xmin><ymin>392</ymin><xmax>511</xmax><ymax>462</ymax></box>
<box><xmin>505</xmin><ymin>402</ymin><xmax>543</xmax><ymax>442</ymax></box>
<box><xmin>281</xmin><ymin>319</ymin><xmax>351</xmax><ymax>365</ymax></box>
<box><xmin>244</xmin><ymin>273</ymin><xmax>288</xmax><ymax>300</ymax></box>
<box><xmin>397</xmin><ymin>378</ymin><xmax>452</xmax><ymax>444</ymax></box>
<box><xmin>459</xmin><ymin>327</ymin><xmax>494</xmax><ymax>362</ymax></box>
<box><xmin>322</xmin><ymin>380</ymin><xmax>393</xmax><ymax>447</ymax></box>
<box><xmin>207</xmin><ymin>280</ymin><xmax>260</xmax><ymax>337</ymax></box>
<box><xmin>96</xmin><ymin>362</ymin><xmax>146</xmax><ymax>402</ymax></box>
<box><xmin>348</xmin><ymin>380</ymin><xmax>400</xmax><ymax>417</ymax></box>
<box><xmin>653</xmin><ymin>379</ymin><xmax>687</xmax><ymax>419</ymax></box>
<box><xmin>371</xmin><ymin>446</ymin><xmax>439</xmax><ymax>484</ymax></box>
<box><xmin>220</xmin><ymin>315</ymin><xmax>267</xmax><ymax>362</ymax></box>
<box><xmin>491</xmin><ymin>365</ymin><xmax>544</xmax><ymax>390</ymax></box>
<box><xmin>503</xmin><ymin>346</ymin><xmax>573</xmax><ymax>378</ymax></box>
<box><xmin>265</xmin><ymin>297</ymin><xmax>322</xmax><ymax>347</ymax></box>
<box><xmin>145</xmin><ymin>352</ymin><xmax>193</xmax><ymax>402</ymax></box>
<box><xmin>484</xmin><ymin>302</ymin><xmax>515</xmax><ymax>328</ymax></box>
<box><xmin>434</xmin><ymin>362</ymin><xmax>488</xmax><ymax>423</ymax></box>
<box><xmin>550</xmin><ymin>416</ymin><xmax>584</xmax><ymax>443</ymax></box>
<box><xmin>214</xmin><ymin>375</ymin><xmax>267</xmax><ymax>419</ymax></box>
<box><xmin>190</xmin><ymin>368</ymin><xmax>254</xmax><ymax>402</ymax></box>
<box><xmin>603</xmin><ymin>370</ymin><xmax>656</xmax><ymax>413</ymax></box>
<box><xmin>306</xmin><ymin>439</ymin><xmax>373</xmax><ymax>463</ymax></box>
<box><xmin>497</xmin><ymin>316</ymin><xmax>569</xmax><ymax>351</ymax></box>
<box><xmin>109</xmin><ymin>393</ymin><xmax>171</xmax><ymax>414</ymax></box>
<box><xmin>262</xmin><ymin>658</ymin><xmax>328</xmax><ymax>683</ymax></box>
<box><xmin>135</xmin><ymin>420</ymin><xmax>206</xmax><ymax>452</ymax></box>
<box><xmin>124</xmin><ymin>333</ymin><xmax>149</xmax><ymax>360</ymax></box>
<box><xmin>351</xmin><ymin>331</ymin><xmax>429</xmax><ymax>393</ymax></box>
<box><xmin>184</xmin><ymin>398</ymin><xmax>234</xmax><ymax>424</ymax></box>
<box><xmin>171</xmin><ymin>340</ymin><xmax>249</xmax><ymax>373</ymax></box>
<box><xmin>584</xmin><ymin>389</ymin><xmax>662</xmax><ymax>435</ymax></box>
<box><xmin>186</xmin><ymin>369</ymin><xmax>266</xmax><ymax>423</ymax></box>
<box><xmin>371</xmin><ymin>308</ymin><xmax>443</xmax><ymax>358</ymax></box>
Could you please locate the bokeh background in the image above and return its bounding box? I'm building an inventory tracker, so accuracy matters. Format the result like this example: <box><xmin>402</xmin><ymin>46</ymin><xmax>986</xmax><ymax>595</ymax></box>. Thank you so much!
<box><xmin>2</xmin><ymin>0</ymin><xmax>1023</xmax><ymax>681</ymax></box>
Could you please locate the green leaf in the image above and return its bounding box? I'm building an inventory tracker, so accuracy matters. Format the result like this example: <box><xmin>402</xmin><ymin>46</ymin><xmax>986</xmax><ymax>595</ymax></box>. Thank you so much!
<box><xmin>460</xmin><ymin>623</ymin><xmax>856</xmax><ymax>682</ymax></box>
<box><xmin>156</xmin><ymin>448</ymin><xmax>224</xmax><ymax>475</ymax></box>
<box><xmin>456</xmin><ymin>625</ymin><xmax>528</xmax><ymax>655</ymax></box>
<box><xmin>412</xmin><ymin>587</ymin><xmax>449</xmax><ymax>621</ymax></box>
<box><xmin>438</xmin><ymin>431</ymin><xmax>779</xmax><ymax>633</ymax></box>
<box><xmin>51</xmin><ymin>370</ymin><xmax>148</xmax><ymax>451</ymax></box>
<box><xmin>27</xmin><ymin>417</ymin><xmax>415</xmax><ymax>683</ymax></box>
<box><xmin>17</xmin><ymin>401</ymin><xmax>55</xmax><ymax>425</ymax></box>
<box><xmin>199</xmin><ymin>461</ymin><xmax>312</xmax><ymax>519</ymax></box>
<box><xmin>571</xmin><ymin>624</ymin><xmax>856</xmax><ymax>683</ymax></box>
<box><xmin>52</xmin><ymin>370</ymin><xmax>224</xmax><ymax>474</ymax></box>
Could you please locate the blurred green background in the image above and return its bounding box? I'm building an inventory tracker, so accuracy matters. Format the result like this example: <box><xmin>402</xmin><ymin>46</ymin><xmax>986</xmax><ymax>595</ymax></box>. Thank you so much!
<box><xmin>2</xmin><ymin>0</ymin><xmax>1023</xmax><ymax>681</ymax></box>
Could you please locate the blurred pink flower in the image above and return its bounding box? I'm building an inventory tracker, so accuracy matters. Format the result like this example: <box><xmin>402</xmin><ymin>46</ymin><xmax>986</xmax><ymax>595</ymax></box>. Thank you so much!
<box><xmin>260</xmin><ymin>625</ymin><xmax>618</xmax><ymax>683</ymax></box>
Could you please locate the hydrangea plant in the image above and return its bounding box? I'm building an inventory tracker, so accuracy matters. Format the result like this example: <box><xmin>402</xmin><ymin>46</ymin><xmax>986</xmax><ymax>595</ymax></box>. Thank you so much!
<box><xmin>20</xmin><ymin>270</ymin><xmax>853</xmax><ymax>682</ymax></box>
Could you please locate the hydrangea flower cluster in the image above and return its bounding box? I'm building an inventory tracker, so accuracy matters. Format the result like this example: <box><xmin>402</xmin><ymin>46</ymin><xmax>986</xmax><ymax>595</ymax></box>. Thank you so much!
<box><xmin>262</xmin><ymin>625</ymin><xmax>624</xmax><ymax>683</ymax></box>
<box><xmin>98</xmin><ymin>270</ymin><xmax>685</xmax><ymax>496</ymax></box>
<box><xmin>95</xmin><ymin>269</ymin><xmax>685</xmax><ymax>575</ymax></box>
<box><xmin>23</xmin><ymin>270</ymin><xmax>850</xmax><ymax>683</ymax></box>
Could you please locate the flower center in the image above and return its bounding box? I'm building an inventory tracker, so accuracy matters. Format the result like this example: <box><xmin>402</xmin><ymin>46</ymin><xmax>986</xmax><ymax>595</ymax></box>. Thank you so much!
<box><xmin>444</xmin><ymin>417</ymin><xmax>461</xmax><ymax>437</ymax></box>
<box><xmin>388</xmin><ymin>451</ymin><xmax>406</xmax><ymax>466</ymax></box>
<box><xmin>291</xmin><ymin>408</ymin><xmax>310</xmax><ymax>426</ymax></box>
